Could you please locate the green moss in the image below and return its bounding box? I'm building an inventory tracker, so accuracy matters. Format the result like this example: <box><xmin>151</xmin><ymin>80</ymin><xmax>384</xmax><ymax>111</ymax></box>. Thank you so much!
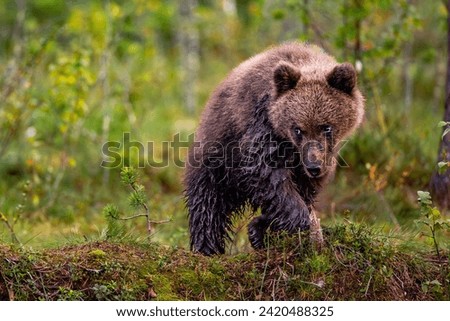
<box><xmin>305</xmin><ymin>254</ymin><xmax>331</xmax><ymax>274</ymax></box>
<box><xmin>173</xmin><ymin>267</ymin><xmax>229</xmax><ymax>300</ymax></box>
<box><xmin>150</xmin><ymin>274</ymin><xmax>179</xmax><ymax>300</ymax></box>
<box><xmin>208</xmin><ymin>258</ymin><xmax>226</xmax><ymax>275</ymax></box>
<box><xmin>88</xmin><ymin>249</ymin><xmax>107</xmax><ymax>259</ymax></box>
<box><xmin>200</xmin><ymin>270</ymin><xmax>228</xmax><ymax>300</ymax></box>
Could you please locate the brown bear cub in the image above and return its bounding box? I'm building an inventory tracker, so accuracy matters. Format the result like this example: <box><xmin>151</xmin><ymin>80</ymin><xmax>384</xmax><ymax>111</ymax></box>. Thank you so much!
<box><xmin>185</xmin><ymin>42</ymin><xmax>365</xmax><ymax>255</ymax></box>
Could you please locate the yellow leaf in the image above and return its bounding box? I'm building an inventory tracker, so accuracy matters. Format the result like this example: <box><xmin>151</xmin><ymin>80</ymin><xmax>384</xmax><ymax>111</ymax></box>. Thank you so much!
<box><xmin>59</xmin><ymin>124</ymin><xmax>68</xmax><ymax>134</ymax></box>
<box><xmin>32</xmin><ymin>194</ymin><xmax>40</xmax><ymax>207</ymax></box>
<box><xmin>69</xmin><ymin>157</ymin><xmax>77</xmax><ymax>168</ymax></box>
<box><xmin>110</xmin><ymin>3</ymin><xmax>122</xmax><ymax>18</ymax></box>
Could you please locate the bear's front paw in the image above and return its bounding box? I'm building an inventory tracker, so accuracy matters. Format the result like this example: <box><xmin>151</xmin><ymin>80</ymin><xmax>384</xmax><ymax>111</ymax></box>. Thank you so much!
<box><xmin>269</xmin><ymin>208</ymin><xmax>311</xmax><ymax>233</ymax></box>
<box><xmin>248</xmin><ymin>216</ymin><xmax>267</xmax><ymax>249</ymax></box>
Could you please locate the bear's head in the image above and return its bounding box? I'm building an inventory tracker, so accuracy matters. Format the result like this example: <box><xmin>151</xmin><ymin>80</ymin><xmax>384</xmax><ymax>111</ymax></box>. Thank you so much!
<box><xmin>268</xmin><ymin>61</ymin><xmax>365</xmax><ymax>178</ymax></box>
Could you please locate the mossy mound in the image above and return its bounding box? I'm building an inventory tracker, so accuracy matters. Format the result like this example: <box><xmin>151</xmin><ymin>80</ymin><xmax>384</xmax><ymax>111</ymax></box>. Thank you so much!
<box><xmin>0</xmin><ymin>224</ymin><xmax>448</xmax><ymax>300</ymax></box>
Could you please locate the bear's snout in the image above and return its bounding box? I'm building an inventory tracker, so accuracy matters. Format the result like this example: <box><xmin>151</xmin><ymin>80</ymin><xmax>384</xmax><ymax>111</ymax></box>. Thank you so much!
<box><xmin>302</xmin><ymin>141</ymin><xmax>326</xmax><ymax>177</ymax></box>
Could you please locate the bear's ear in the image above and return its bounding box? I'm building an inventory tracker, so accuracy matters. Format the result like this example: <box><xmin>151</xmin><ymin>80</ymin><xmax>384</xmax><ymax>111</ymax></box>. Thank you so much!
<box><xmin>273</xmin><ymin>62</ymin><xmax>301</xmax><ymax>96</ymax></box>
<box><xmin>326</xmin><ymin>63</ymin><xmax>356</xmax><ymax>95</ymax></box>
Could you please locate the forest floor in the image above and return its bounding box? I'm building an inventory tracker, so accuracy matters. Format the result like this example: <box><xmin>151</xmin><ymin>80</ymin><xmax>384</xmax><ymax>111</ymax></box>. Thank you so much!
<box><xmin>0</xmin><ymin>223</ymin><xmax>448</xmax><ymax>301</ymax></box>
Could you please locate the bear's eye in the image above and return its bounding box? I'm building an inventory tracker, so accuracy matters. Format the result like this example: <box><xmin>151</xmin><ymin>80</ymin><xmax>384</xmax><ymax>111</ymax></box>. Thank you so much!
<box><xmin>293</xmin><ymin>127</ymin><xmax>303</xmax><ymax>138</ymax></box>
<box><xmin>322</xmin><ymin>125</ymin><xmax>332</xmax><ymax>136</ymax></box>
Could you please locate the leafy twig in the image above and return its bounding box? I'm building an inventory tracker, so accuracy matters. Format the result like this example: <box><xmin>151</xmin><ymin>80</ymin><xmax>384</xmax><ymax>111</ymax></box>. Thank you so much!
<box><xmin>416</xmin><ymin>191</ymin><xmax>450</xmax><ymax>261</ymax></box>
<box><xmin>0</xmin><ymin>212</ymin><xmax>21</xmax><ymax>245</ymax></box>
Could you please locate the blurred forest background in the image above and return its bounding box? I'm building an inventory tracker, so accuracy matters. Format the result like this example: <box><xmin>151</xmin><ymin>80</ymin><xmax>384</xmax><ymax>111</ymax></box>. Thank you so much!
<box><xmin>0</xmin><ymin>0</ymin><xmax>449</xmax><ymax>252</ymax></box>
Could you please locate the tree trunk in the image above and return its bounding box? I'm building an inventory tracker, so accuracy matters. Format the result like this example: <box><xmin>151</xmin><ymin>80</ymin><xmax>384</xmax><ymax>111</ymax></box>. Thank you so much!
<box><xmin>430</xmin><ymin>0</ymin><xmax>450</xmax><ymax>211</ymax></box>
<box><xmin>353</xmin><ymin>0</ymin><xmax>362</xmax><ymax>64</ymax></box>
<box><xmin>178</xmin><ymin>0</ymin><xmax>199</xmax><ymax>115</ymax></box>
<box><xmin>402</xmin><ymin>41</ymin><xmax>413</xmax><ymax>111</ymax></box>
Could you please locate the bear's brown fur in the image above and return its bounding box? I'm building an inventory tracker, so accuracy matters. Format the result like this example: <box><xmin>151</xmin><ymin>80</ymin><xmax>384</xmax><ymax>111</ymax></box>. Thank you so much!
<box><xmin>185</xmin><ymin>42</ymin><xmax>365</xmax><ymax>255</ymax></box>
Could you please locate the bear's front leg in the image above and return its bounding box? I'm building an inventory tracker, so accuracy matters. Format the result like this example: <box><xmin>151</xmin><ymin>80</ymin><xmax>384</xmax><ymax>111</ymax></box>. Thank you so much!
<box><xmin>247</xmin><ymin>170</ymin><xmax>311</xmax><ymax>249</ymax></box>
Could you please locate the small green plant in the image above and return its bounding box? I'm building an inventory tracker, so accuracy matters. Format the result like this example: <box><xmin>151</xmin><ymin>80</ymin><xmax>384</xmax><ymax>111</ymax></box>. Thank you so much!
<box><xmin>0</xmin><ymin>212</ymin><xmax>20</xmax><ymax>245</ymax></box>
<box><xmin>438</xmin><ymin>121</ymin><xmax>450</xmax><ymax>139</ymax></box>
<box><xmin>0</xmin><ymin>180</ymin><xmax>31</xmax><ymax>245</ymax></box>
<box><xmin>416</xmin><ymin>191</ymin><xmax>449</xmax><ymax>260</ymax></box>
<box><xmin>92</xmin><ymin>283</ymin><xmax>114</xmax><ymax>301</ymax></box>
<box><xmin>103</xmin><ymin>167</ymin><xmax>171</xmax><ymax>238</ymax></box>
<box><xmin>421</xmin><ymin>280</ymin><xmax>444</xmax><ymax>299</ymax></box>
<box><xmin>57</xmin><ymin>287</ymin><xmax>85</xmax><ymax>301</ymax></box>
<box><xmin>437</xmin><ymin>121</ymin><xmax>450</xmax><ymax>173</ymax></box>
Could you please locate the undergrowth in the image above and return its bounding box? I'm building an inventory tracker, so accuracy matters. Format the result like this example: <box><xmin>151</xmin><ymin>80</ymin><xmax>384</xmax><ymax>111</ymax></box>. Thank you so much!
<box><xmin>0</xmin><ymin>223</ymin><xmax>447</xmax><ymax>301</ymax></box>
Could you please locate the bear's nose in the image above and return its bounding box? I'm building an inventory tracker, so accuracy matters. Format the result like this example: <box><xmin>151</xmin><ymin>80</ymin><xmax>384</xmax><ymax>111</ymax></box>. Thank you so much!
<box><xmin>306</xmin><ymin>166</ymin><xmax>321</xmax><ymax>177</ymax></box>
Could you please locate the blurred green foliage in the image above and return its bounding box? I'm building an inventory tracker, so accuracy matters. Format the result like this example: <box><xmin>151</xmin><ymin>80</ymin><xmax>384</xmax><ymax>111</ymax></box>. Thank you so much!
<box><xmin>0</xmin><ymin>0</ymin><xmax>448</xmax><ymax>251</ymax></box>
